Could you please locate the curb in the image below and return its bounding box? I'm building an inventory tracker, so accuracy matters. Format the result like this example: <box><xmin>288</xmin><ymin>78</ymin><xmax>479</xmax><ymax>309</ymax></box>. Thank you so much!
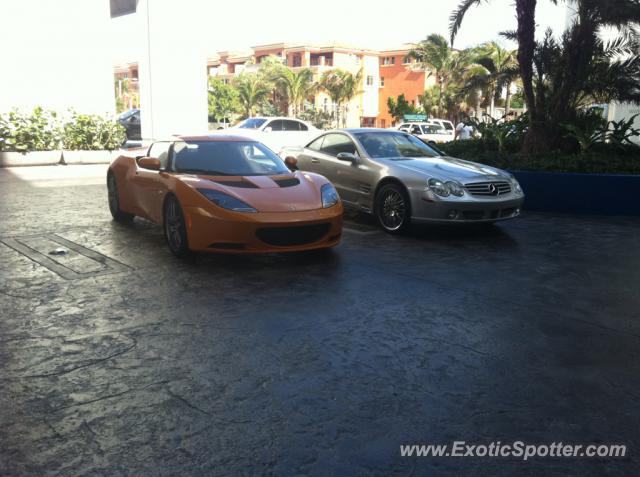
<box><xmin>0</xmin><ymin>151</ymin><xmax>63</xmax><ymax>167</ymax></box>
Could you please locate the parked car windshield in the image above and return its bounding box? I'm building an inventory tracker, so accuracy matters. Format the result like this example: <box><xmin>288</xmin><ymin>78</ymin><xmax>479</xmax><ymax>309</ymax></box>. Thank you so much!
<box><xmin>172</xmin><ymin>140</ymin><xmax>290</xmax><ymax>176</ymax></box>
<box><xmin>355</xmin><ymin>132</ymin><xmax>440</xmax><ymax>158</ymax></box>
<box><xmin>236</xmin><ymin>118</ymin><xmax>267</xmax><ymax>129</ymax></box>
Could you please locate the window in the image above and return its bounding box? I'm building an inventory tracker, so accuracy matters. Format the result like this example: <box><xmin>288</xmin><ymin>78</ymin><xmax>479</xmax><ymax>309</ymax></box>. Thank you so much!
<box><xmin>148</xmin><ymin>142</ymin><xmax>170</xmax><ymax>169</ymax></box>
<box><xmin>366</xmin><ymin>75</ymin><xmax>374</xmax><ymax>86</ymax></box>
<box><xmin>173</xmin><ymin>141</ymin><xmax>289</xmax><ymax>176</ymax></box>
<box><xmin>237</xmin><ymin>118</ymin><xmax>267</xmax><ymax>129</ymax></box>
<box><xmin>380</xmin><ymin>76</ymin><xmax>385</xmax><ymax>87</ymax></box>
<box><xmin>282</xmin><ymin>120</ymin><xmax>307</xmax><ymax>131</ymax></box>
<box><xmin>421</xmin><ymin>124</ymin><xmax>444</xmax><ymax>134</ymax></box>
<box><xmin>307</xmin><ymin>136</ymin><xmax>325</xmax><ymax>152</ymax></box>
<box><xmin>402</xmin><ymin>56</ymin><xmax>412</xmax><ymax>64</ymax></box>
<box><xmin>410</xmin><ymin>125</ymin><xmax>421</xmax><ymax>135</ymax></box>
<box><xmin>382</xmin><ymin>56</ymin><xmax>395</xmax><ymax>66</ymax></box>
<box><xmin>266</xmin><ymin>120</ymin><xmax>284</xmax><ymax>131</ymax></box>
<box><xmin>355</xmin><ymin>132</ymin><xmax>439</xmax><ymax>158</ymax></box>
<box><xmin>320</xmin><ymin>134</ymin><xmax>357</xmax><ymax>157</ymax></box>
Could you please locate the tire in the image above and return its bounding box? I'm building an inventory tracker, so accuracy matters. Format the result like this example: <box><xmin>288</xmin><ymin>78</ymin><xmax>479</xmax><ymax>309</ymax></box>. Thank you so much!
<box><xmin>374</xmin><ymin>183</ymin><xmax>411</xmax><ymax>234</ymax></box>
<box><xmin>107</xmin><ymin>173</ymin><xmax>134</xmax><ymax>222</ymax></box>
<box><xmin>164</xmin><ymin>195</ymin><xmax>192</xmax><ymax>258</ymax></box>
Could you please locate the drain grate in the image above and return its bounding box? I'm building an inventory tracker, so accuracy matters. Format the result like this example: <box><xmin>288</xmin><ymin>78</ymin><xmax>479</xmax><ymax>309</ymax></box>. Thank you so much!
<box><xmin>1</xmin><ymin>234</ymin><xmax>130</xmax><ymax>279</ymax></box>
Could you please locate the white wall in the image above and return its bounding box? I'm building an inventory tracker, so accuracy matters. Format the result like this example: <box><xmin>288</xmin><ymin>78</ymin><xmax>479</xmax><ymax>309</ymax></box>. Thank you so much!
<box><xmin>137</xmin><ymin>0</ymin><xmax>208</xmax><ymax>139</ymax></box>
<box><xmin>361</xmin><ymin>54</ymin><xmax>380</xmax><ymax>118</ymax></box>
<box><xmin>0</xmin><ymin>0</ymin><xmax>115</xmax><ymax>115</ymax></box>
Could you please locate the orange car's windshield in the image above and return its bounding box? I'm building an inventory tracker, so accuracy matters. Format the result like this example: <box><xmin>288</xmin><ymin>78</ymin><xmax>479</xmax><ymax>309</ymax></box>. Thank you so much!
<box><xmin>173</xmin><ymin>141</ymin><xmax>289</xmax><ymax>176</ymax></box>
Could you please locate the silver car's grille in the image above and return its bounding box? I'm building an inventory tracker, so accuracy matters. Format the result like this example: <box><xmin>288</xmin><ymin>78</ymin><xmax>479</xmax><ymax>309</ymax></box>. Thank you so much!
<box><xmin>464</xmin><ymin>181</ymin><xmax>511</xmax><ymax>197</ymax></box>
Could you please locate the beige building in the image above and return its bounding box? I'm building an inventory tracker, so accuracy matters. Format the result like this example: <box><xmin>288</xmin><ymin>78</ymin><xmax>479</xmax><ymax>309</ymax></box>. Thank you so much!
<box><xmin>207</xmin><ymin>42</ymin><xmax>381</xmax><ymax>127</ymax></box>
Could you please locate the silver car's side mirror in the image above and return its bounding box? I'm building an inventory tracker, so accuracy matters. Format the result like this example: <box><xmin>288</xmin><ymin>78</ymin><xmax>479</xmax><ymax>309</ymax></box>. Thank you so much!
<box><xmin>336</xmin><ymin>152</ymin><xmax>357</xmax><ymax>162</ymax></box>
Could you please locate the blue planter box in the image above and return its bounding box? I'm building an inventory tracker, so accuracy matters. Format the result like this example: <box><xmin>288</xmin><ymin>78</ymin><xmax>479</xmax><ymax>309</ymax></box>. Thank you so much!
<box><xmin>511</xmin><ymin>170</ymin><xmax>640</xmax><ymax>216</ymax></box>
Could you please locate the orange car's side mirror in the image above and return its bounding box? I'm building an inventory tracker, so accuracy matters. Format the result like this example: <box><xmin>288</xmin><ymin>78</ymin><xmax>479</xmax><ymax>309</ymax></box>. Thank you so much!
<box><xmin>138</xmin><ymin>157</ymin><xmax>161</xmax><ymax>170</ymax></box>
<box><xmin>284</xmin><ymin>156</ymin><xmax>298</xmax><ymax>171</ymax></box>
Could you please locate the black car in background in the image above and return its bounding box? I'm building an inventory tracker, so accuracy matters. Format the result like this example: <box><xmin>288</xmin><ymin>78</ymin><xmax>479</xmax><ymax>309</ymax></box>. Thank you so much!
<box><xmin>118</xmin><ymin>108</ymin><xmax>141</xmax><ymax>140</ymax></box>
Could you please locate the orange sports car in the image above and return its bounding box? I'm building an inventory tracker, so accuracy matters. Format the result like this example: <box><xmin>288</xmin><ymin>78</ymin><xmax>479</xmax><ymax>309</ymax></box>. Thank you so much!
<box><xmin>107</xmin><ymin>135</ymin><xmax>343</xmax><ymax>257</ymax></box>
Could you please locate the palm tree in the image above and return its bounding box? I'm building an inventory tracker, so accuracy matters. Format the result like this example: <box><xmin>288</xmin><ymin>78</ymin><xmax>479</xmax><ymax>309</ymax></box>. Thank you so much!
<box><xmin>450</xmin><ymin>0</ymin><xmax>640</xmax><ymax>151</ymax></box>
<box><xmin>338</xmin><ymin>68</ymin><xmax>363</xmax><ymax>127</ymax></box>
<box><xmin>233</xmin><ymin>73</ymin><xmax>269</xmax><ymax>118</ymax></box>
<box><xmin>473</xmin><ymin>42</ymin><xmax>519</xmax><ymax>117</ymax></box>
<box><xmin>318</xmin><ymin>68</ymin><xmax>363</xmax><ymax>127</ymax></box>
<box><xmin>271</xmin><ymin>68</ymin><xmax>316</xmax><ymax>117</ymax></box>
<box><xmin>408</xmin><ymin>34</ymin><xmax>455</xmax><ymax>113</ymax></box>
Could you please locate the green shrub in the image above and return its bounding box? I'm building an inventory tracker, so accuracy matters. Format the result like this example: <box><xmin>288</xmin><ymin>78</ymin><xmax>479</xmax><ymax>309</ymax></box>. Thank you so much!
<box><xmin>62</xmin><ymin>112</ymin><xmax>126</xmax><ymax>151</ymax></box>
<box><xmin>0</xmin><ymin>108</ymin><xmax>125</xmax><ymax>152</ymax></box>
<box><xmin>439</xmin><ymin>139</ymin><xmax>640</xmax><ymax>174</ymax></box>
<box><xmin>0</xmin><ymin>107</ymin><xmax>62</xmax><ymax>152</ymax></box>
<box><xmin>299</xmin><ymin>107</ymin><xmax>333</xmax><ymax>130</ymax></box>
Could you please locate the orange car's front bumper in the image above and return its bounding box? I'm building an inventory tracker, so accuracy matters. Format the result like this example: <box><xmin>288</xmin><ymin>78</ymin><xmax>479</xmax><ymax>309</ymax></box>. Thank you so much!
<box><xmin>183</xmin><ymin>203</ymin><xmax>343</xmax><ymax>253</ymax></box>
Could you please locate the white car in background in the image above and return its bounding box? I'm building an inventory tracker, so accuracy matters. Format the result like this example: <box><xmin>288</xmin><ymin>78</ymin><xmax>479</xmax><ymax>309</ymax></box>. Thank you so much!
<box><xmin>397</xmin><ymin>122</ymin><xmax>452</xmax><ymax>145</ymax></box>
<box><xmin>226</xmin><ymin>117</ymin><xmax>319</xmax><ymax>153</ymax></box>
<box><xmin>428</xmin><ymin>118</ymin><xmax>456</xmax><ymax>142</ymax></box>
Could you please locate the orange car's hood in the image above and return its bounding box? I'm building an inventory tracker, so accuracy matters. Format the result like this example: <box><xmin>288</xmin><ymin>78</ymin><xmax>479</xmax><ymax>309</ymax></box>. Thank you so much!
<box><xmin>180</xmin><ymin>171</ymin><xmax>324</xmax><ymax>212</ymax></box>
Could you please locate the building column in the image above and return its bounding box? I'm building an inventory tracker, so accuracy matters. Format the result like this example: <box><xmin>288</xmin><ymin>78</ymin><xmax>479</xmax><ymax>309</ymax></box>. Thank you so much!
<box><xmin>137</xmin><ymin>0</ymin><xmax>208</xmax><ymax>140</ymax></box>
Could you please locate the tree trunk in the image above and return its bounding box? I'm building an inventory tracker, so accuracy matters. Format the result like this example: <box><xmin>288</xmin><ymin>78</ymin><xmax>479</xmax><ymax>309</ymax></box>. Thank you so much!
<box><xmin>490</xmin><ymin>93</ymin><xmax>495</xmax><ymax>119</ymax></box>
<box><xmin>505</xmin><ymin>85</ymin><xmax>512</xmax><ymax>117</ymax></box>
<box><xmin>515</xmin><ymin>0</ymin><xmax>549</xmax><ymax>152</ymax></box>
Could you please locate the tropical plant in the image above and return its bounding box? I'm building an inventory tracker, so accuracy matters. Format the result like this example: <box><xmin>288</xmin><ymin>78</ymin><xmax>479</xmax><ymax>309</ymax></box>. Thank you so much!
<box><xmin>62</xmin><ymin>112</ymin><xmax>126</xmax><ymax>151</ymax></box>
<box><xmin>0</xmin><ymin>107</ymin><xmax>62</xmax><ymax>152</ymax></box>
<box><xmin>208</xmin><ymin>77</ymin><xmax>240</xmax><ymax>123</ymax></box>
<box><xmin>271</xmin><ymin>68</ymin><xmax>316</xmax><ymax>116</ymax></box>
<box><xmin>233</xmin><ymin>73</ymin><xmax>270</xmax><ymax>118</ymax></box>
<box><xmin>114</xmin><ymin>78</ymin><xmax>139</xmax><ymax>114</ymax></box>
<box><xmin>408</xmin><ymin>34</ymin><xmax>459</xmax><ymax>114</ymax></box>
<box><xmin>387</xmin><ymin>94</ymin><xmax>419</xmax><ymax>124</ymax></box>
<box><xmin>299</xmin><ymin>106</ymin><xmax>334</xmax><ymax>129</ymax></box>
<box><xmin>318</xmin><ymin>68</ymin><xmax>363</xmax><ymax>127</ymax></box>
<box><xmin>450</xmin><ymin>0</ymin><xmax>640</xmax><ymax>152</ymax></box>
<box><xmin>471</xmin><ymin>42</ymin><xmax>519</xmax><ymax>117</ymax></box>
<box><xmin>606</xmin><ymin>114</ymin><xmax>640</xmax><ymax>149</ymax></box>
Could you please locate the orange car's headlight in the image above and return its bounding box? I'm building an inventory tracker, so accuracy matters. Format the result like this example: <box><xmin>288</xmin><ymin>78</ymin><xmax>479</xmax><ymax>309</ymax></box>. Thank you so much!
<box><xmin>196</xmin><ymin>188</ymin><xmax>257</xmax><ymax>213</ymax></box>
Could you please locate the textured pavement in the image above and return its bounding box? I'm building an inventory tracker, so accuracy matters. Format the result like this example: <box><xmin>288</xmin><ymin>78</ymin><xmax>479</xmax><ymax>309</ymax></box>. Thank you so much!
<box><xmin>1</xmin><ymin>165</ymin><xmax>639</xmax><ymax>476</ymax></box>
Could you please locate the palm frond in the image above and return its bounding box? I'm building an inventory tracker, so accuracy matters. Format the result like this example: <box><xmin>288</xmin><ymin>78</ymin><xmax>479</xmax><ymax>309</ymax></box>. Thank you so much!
<box><xmin>449</xmin><ymin>0</ymin><xmax>485</xmax><ymax>45</ymax></box>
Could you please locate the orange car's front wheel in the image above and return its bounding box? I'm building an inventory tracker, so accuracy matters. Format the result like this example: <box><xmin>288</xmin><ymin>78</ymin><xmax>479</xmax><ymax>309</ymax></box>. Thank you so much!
<box><xmin>164</xmin><ymin>195</ymin><xmax>192</xmax><ymax>258</ymax></box>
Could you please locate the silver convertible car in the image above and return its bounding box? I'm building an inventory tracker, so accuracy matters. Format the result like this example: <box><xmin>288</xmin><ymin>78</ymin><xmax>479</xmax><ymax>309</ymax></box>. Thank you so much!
<box><xmin>283</xmin><ymin>128</ymin><xmax>524</xmax><ymax>233</ymax></box>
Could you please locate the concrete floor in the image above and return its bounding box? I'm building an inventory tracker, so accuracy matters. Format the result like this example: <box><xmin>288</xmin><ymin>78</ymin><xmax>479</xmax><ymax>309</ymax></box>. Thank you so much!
<box><xmin>1</xmin><ymin>165</ymin><xmax>639</xmax><ymax>476</ymax></box>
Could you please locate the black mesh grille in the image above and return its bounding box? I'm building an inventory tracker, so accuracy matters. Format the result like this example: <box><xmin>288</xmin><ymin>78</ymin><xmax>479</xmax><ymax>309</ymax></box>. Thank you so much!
<box><xmin>256</xmin><ymin>223</ymin><xmax>331</xmax><ymax>246</ymax></box>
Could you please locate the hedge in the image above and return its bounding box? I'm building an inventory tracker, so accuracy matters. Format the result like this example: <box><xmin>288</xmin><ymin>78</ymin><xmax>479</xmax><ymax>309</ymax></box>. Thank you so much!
<box><xmin>0</xmin><ymin>108</ymin><xmax>126</xmax><ymax>152</ymax></box>
<box><xmin>438</xmin><ymin>139</ymin><xmax>640</xmax><ymax>175</ymax></box>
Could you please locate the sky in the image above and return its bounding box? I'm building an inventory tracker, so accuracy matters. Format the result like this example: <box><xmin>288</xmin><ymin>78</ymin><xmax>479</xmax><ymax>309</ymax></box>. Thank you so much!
<box><xmin>110</xmin><ymin>0</ymin><xmax>569</xmax><ymax>62</ymax></box>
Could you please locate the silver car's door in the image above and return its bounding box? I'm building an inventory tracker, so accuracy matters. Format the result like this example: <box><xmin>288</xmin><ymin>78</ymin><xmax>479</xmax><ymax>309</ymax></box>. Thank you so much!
<box><xmin>313</xmin><ymin>133</ymin><xmax>364</xmax><ymax>204</ymax></box>
<box><xmin>295</xmin><ymin>135</ymin><xmax>326</xmax><ymax>173</ymax></box>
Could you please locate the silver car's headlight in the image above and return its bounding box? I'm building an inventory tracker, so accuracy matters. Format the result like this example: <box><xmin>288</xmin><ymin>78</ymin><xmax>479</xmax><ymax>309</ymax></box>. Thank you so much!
<box><xmin>510</xmin><ymin>177</ymin><xmax>523</xmax><ymax>194</ymax></box>
<box><xmin>427</xmin><ymin>178</ymin><xmax>450</xmax><ymax>197</ymax></box>
<box><xmin>445</xmin><ymin>181</ymin><xmax>465</xmax><ymax>197</ymax></box>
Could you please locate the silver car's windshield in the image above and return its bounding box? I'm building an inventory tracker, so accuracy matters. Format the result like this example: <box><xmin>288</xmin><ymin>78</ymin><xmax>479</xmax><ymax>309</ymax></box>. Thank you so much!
<box><xmin>355</xmin><ymin>132</ymin><xmax>440</xmax><ymax>158</ymax></box>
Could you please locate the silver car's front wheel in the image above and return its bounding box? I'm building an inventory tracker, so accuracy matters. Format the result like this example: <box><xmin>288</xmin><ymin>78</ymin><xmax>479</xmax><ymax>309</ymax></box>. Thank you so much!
<box><xmin>375</xmin><ymin>183</ymin><xmax>411</xmax><ymax>234</ymax></box>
